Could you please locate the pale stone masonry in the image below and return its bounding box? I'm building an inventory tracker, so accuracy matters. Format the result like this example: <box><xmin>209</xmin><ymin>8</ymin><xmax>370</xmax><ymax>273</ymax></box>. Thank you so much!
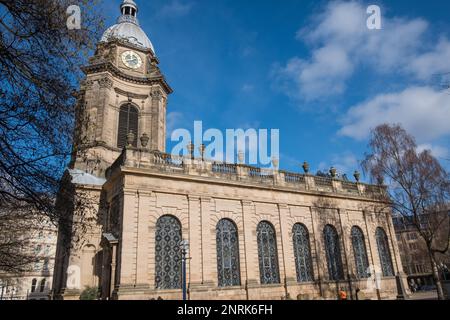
<box><xmin>52</xmin><ymin>0</ymin><xmax>409</xmax><ymax>300</ymax></box>
<box><xmin>96</xmin><ymin>150</ymin><xmax>405</xmax><ymax>300</ymax></box>
<box><xmin>0</xmin><ymin>218</ymin><xmax>57</xmax><ymax>300</ymax></box>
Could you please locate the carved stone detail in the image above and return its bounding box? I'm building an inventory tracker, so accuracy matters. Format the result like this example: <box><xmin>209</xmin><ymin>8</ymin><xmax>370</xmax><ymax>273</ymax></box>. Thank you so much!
<box><xmin>114</xmin><ymin>87</ymin><xmax>148</xmax><ymax>100</ymax></box>
<box><xmin>98</xmin><ymin>77</ymin><xmax>113</xmax><ymax>89</ymax></box>
<box><xmin>150</xmin><ymin>90</ymin><xmax>162</xmax><ymax>102</ymax></box>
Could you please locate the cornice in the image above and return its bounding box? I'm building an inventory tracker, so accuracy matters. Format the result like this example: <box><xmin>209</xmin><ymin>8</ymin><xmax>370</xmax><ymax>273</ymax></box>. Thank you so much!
<box><xmin>116</xmin><ymin>167</ymin><xmax>390</xmax><ymax>205</ymax></box>
<box><xmin>82</xmin><ymin>62</ymin><xmax>173</xmax><ymax>94</ymax></box>
<box><xmin>114</xmin><ymin>87</ymin><xmax>149</xmax><ymax>100</ymax></box>
<box><xmin>97</xmin><ymin>39</ymin><xmax>159</xmax><ymax>63</ymax></box>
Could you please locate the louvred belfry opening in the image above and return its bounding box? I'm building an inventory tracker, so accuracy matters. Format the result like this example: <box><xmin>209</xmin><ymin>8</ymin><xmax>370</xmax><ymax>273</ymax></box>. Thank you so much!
<box><xmin>117</xmin><ymin>104</ymin><xmax>138</xmax><ymax>148</ymax></box>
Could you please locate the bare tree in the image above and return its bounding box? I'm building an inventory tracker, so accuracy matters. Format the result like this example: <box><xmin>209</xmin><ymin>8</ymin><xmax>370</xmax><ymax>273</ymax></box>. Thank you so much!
<box><xmin>0</xmin><ymin>0</ymin><xmax>103</xmax><ymax>274</ymax></box>
<box><xmin>362</xmin><ymin>124</ymin><xmax>450</xmax><ymax>300</ymax></box>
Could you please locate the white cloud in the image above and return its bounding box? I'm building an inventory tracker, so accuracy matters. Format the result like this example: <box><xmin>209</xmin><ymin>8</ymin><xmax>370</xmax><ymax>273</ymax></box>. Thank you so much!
<box><xmin>410</xmin><ymin>39</ymin><xmax>450</xmax><ymax>80</ymax></box>
<box><xmin>282</xmin><ymin>45</ymin><xmax>353</xmax><ymax>100</ymax></box>
<box><xmin>318</xmin><ymin>151</ymin><xmax>359</xmax><ymax>176</ymax></box>
<box><xmin>166</xmin><ymin>111</ymin><xmax>186</xmax><ymax>135</ymax></box>
<box><xmin>241</xmin><ymin>84</ymin><xmax>255</xmax><ymax>93</ymax></box>
<box><xmin>417</xmin><ymin>144</ymin><xmax>449</xmax><ymax>159</ymax></box>
<box><xmin>338</xmin><ymin>86</ymin><xmax>450</xmax><ymax>142</ymax></box>
<box><xmin>273</xmin><ymin>1</ymin><xmax>449</xmax><ymax>101</ymax></box>
<box><xmin>158</xmin><ymin>1</ymin><xmax>193</xmax><ymax>18</ymax></box>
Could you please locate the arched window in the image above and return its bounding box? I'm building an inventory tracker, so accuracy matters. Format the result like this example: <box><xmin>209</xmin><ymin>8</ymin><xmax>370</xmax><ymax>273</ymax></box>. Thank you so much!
<box><xmin>31</xmin><ymin>278</ymin><xmax>37</xmax><ymax>293</ymax></box>
<box><xmin>257</xmin><ymin>221</ymin><xmax>280</xmax><ymax>284</ymax></box>
<box><xmin>351</xmin><ymin>226</ymin><xmax>369</xmax><ymax>278</ymax></box>
<box><xmin>376</xmin><ymin>227</ymin><xmax>394</xmax><ymax>277</ymax></box>
<box><xmin>323</xmin><ymin>225</ymin><xmax>344</xmax><ymax>280</ymax></box>
<box><xmin>155</xmin><ymin>215</ymin><xmax>182</xmax><ymax>289</ymax></box>
<box><xmin>117</xmin><ymin>104</ymin><xmax>138</xmax><ymax>148</ymax></box>
<box><xmin>292</xmin><ymin>223</ymin><xmax>314</xmax><ymax>282</ymax></box>
<box><xmin>40</xmin><ymin>279</ymin><xmax>46</xmax><ymax>292</ymax></box>
<box><xmin>216</xmin><ymin>219</ymin><xmax>240</xmax><ymax>287</ymax></box>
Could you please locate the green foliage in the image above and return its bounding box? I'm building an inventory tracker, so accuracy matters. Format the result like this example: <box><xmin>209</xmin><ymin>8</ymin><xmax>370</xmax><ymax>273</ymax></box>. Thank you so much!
<box><xmin>79</xmin><ymin>287</ymin><xmax>99</xmax><ymax>300</ymax></box>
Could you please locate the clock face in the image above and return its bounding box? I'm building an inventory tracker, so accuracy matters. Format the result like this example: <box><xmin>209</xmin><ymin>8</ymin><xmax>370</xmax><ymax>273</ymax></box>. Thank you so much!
<box><xmin>121</xmin><ymin>51</ymin><xmax>142</xmax><ymax>69</ymax></box>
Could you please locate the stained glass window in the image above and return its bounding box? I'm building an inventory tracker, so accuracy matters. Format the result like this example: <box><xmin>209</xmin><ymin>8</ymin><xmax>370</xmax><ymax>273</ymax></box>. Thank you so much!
<box><xmin>216</xmin><ymin>219</ymin><xmax>241</xmax><ymax>287</ymax></box>
<box><xmin>257</xmin><ymin>221</ymin><xmax>280</xmax><ymax>284</ymax></box>
<box><xmin>351</xmin><ymin>226</ymin><xmax>370</xmax><ymax>278</ymax></box>
<box><xmin>155</xmin><ymin>215</ymin><xmax>182</xmax><ymax>289</ymax></box>
<box><xmin>292</xmin><ymin>223</ymin><xmax>314</xmax><ymax>282</ymax></box>
<box><xmin>323</xmin><ymin>224</ymin><xmax>344</xmax><ymax>280</ymax></box>
<box><xmin>376</xmin><ymin>227</ymin><xmax>394</xmax><ymax>277</ymax></box>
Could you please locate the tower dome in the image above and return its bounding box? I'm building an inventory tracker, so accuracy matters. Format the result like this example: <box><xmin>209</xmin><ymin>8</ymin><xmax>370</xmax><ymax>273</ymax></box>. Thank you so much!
<box><xmin>100</xmin><ymin>0</ymin><xmax>155</xmax><ymax>54</ymax></box>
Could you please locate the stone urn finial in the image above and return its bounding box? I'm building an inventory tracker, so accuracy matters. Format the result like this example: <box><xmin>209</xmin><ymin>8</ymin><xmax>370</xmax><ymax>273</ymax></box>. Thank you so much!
<box><xmin>302</xmin><ymin>161</ymin><xmax>310</xmax><ymax>174</ymax></box>
<box><xmin>377</xmin><ymin>176</ymin><xmax>384</xmax><ymax>185</ymax></box>
<box><xmin>237</xmin><ymin>150</ymin><xmax>245</xmax><ymax>164</ymax></box>
<box><xmin>271</xmin><ymin>157</ymin><xmax>279</xmax><ymax>169</ymax></box>
<box><xmin>126</xmin><ymin>131</ymin><xmax>135</xmax><ymax>147</ymax></box>
<box><xmin>140</xmin><ymin>133</ymin><xmax>149</xmax><ymax>148</ymax></box>
<box><xmin>330</xmin><ymin>167</ymin><xmax>337</xmax><ymax>178</ymax></box>
<box><xmin>354</xmin><ymin>170</ymin><xmax>361</xmax><ymax>182</ymax></box>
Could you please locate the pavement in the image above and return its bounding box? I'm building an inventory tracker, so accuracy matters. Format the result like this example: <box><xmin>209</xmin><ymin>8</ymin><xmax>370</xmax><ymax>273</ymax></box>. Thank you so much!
<box><xmin>406</xmin><ymin>291</ymin><xmax>439</xmax><ymax>300</ymax></box>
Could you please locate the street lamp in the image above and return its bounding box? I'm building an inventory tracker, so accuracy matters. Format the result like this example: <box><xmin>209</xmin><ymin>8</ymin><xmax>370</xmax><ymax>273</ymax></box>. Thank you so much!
<box><xmin>187</xmin><ymin>142</ymin><xmax>195</xmax><ymax>160</ymax></box>
<box><xmin>199</xmin><ymin>144</ymin><xmax>206</xmax><ymax>161</ymax></box>
<box><xmin>0</xmin><ymin>279</ymin><xmax>4</xmax><ymax>301</ymax></box>
<box><xmin>179</xmin><ymin>240</ymin><xmax>190</xmax><ymax>301</ymax></box>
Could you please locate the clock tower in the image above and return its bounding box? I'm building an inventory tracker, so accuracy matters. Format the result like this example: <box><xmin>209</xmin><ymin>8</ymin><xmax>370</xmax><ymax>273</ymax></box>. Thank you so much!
<box><xmin>52</xmin><ymin>0</ymin><xmax>172</xmax><ymax>299</ymax></box>
<box><xmin>72</xmin><ymin>0</ymin><xmax>172</xmax><ymax>178</ymax></box>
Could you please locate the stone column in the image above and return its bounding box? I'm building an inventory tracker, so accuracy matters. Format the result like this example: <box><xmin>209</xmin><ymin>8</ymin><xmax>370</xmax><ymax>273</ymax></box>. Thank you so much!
<box><xmin>97</xmin><ymin>77</ymin><xmax>113</xmax><ymax>144</ymax></box>
<box><xmin>110</xmin><ymin>244</ymin><xmax>118</xmax><ymax>298</ymax></box>
<box><xmin>149</xmin><ymin>89</ymin><xmax>166</xmax><ymax>152</ymax></box>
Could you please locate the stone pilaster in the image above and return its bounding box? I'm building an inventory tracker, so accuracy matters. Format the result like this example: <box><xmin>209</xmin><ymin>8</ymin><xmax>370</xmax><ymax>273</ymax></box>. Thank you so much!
<box><xmin>188</xmin><ymin>196</ymin><xmax>203</xmax><ymax>285</ymax></box>
<box><xmin>309</xmin><ymin>206</ymin><xmax>325</xmax><ymax>295</ymax></box>
<box><xmin>118</xmin><ymin>189</ymin><xmax>138</xmax><ymax>286</ymax></box>
<box><xmin>135</xmin><ymin>191</ymin><xmax>152</xmax><ymax>286</ymax></box>
<box><xmin>200</xmin><ymin>197</ymin><xmax>214</xmax><ymax>286</ymax></box>
<box><xmin>277</xmin><ymin>204</ymin><xmax>296</xmax><ymax>284</ymax></box>
<box><xmin>337</xmin><ymin>208</ymin><xmax>355</xmax><ymax>299</ymax></box>
<box><xmin>241</xmin><ymin>200</ymin><xmax>258</xmax><ymax>286</ymax></box>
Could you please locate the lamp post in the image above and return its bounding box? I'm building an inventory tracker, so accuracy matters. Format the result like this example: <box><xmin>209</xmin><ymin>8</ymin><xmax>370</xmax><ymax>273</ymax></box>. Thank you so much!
<box><xmin>187</xmin><ymin>142</ymin><xmax>195</xmax><ymax>160</ymax></box>
<box><xmin>179</xmin><ymin>239</ymin><xmax>189</xmax><ymax>301</ymax></box>
<box><xmin>0</xmin><ymin>280</ymin><xmax>4</xmax><ymax>301</ymax></box>
<box><xmin>199</xmin><ymin>144</ymin><xmax>206</xmax><ymax>161</ymax></box>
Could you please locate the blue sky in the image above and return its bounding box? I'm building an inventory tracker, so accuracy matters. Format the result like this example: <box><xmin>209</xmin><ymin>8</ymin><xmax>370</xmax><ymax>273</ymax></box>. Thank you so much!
<box><xmin>99</xmin><ymin>0</ymin><xmax>450</xmax><ymax>179</ymax></box>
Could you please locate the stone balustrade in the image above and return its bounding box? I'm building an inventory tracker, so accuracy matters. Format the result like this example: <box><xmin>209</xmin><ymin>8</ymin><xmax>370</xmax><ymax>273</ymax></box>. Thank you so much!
<box><xmin>106</xmin><ymin>147</ymin><xmax>387</xmax><ymax>199</ymax></box>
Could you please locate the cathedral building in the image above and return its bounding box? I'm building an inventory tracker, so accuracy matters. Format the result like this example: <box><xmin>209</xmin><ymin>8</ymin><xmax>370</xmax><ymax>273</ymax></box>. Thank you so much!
<box><xmin>52</xmin><ymin>0</ymin><xmax>409</xmax><ymax>300</ymax></box>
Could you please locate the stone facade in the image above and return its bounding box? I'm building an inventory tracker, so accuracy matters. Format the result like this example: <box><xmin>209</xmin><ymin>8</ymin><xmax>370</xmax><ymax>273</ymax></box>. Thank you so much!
<box><xmin>393</xmin><ymin>214</ymin><xmax>450</xmax><ymax>291</ymax></box>
<box><xmin>95</xmin><ymin>151</ymin><xmax>405</xmax><ymax>300</ymax></box>
<box><xmin>53</xmin><ymin>149</ymin><xmax>408</xmax><ymax>300</ymax></box>
<box><xmin>52</xmin><ymin>0</ymin><xmax>408</xmax><ymax>301</ymax></box>
<box><xmin>0</xmin><ymin>219</ymin><xmax>57</xmax><ymax>300</ymax></box>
